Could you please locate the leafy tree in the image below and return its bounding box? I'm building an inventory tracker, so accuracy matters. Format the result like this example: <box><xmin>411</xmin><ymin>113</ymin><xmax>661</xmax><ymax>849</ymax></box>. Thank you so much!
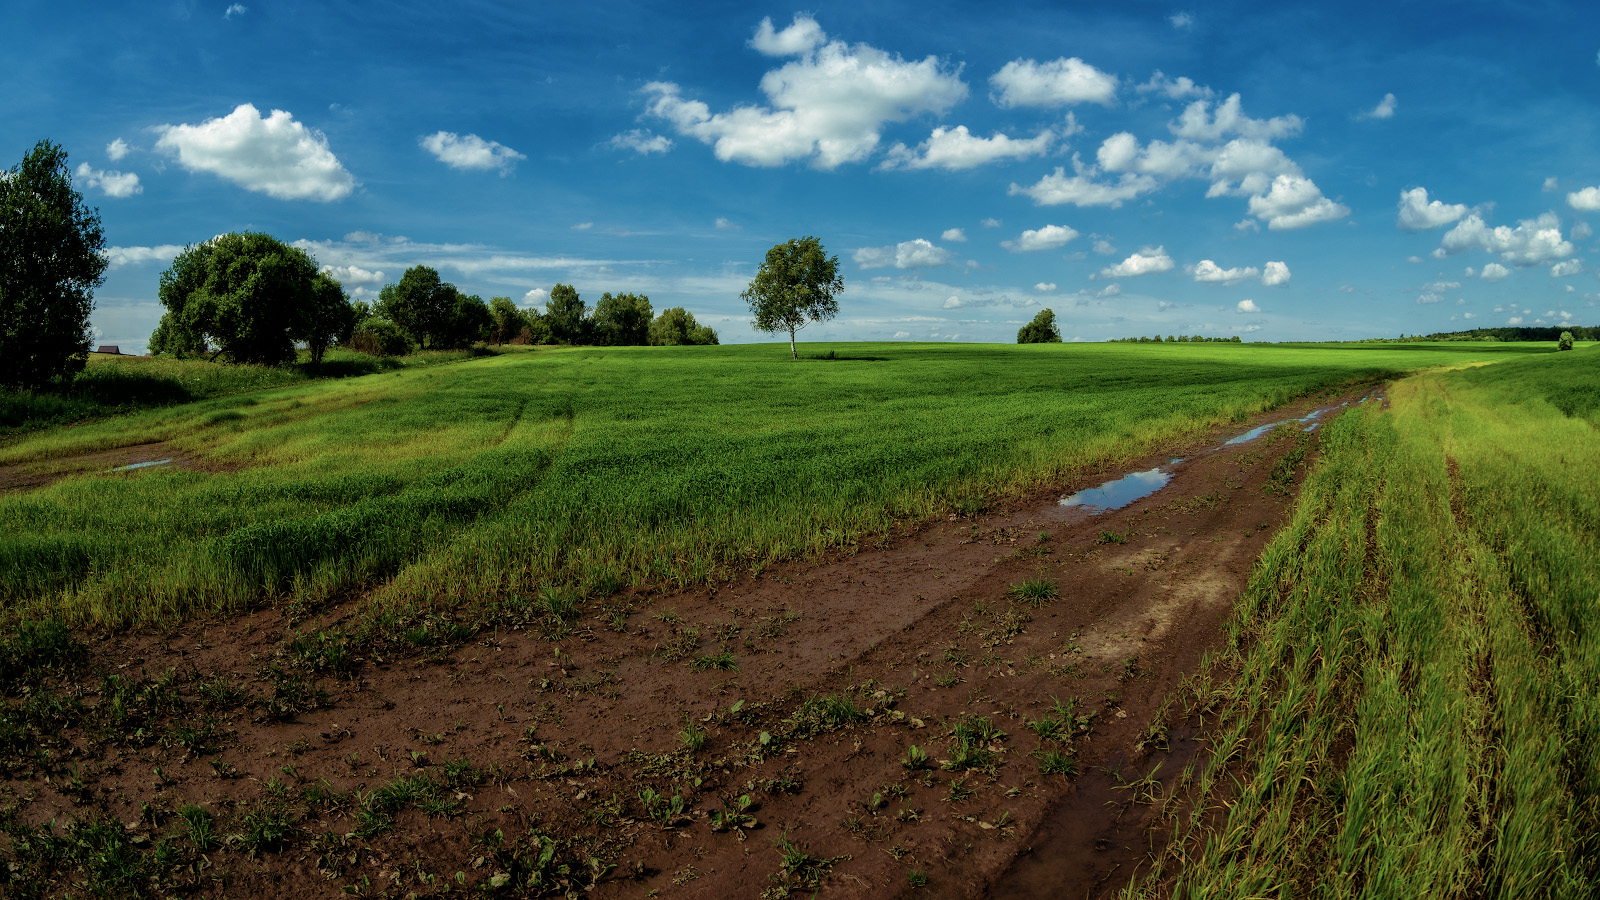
<box><xmin>151</xmin><ymin>232</ymin><xmax>349</xmax><ymax>366</ymax></box>
<box><xmin>593</xmin><ymin>292</ymin><xmax>654</xmax><ymax>346</ymax></box>
<box><xmin>648</xmin><ymin>307</ymin><xmax>719</xmax><ymax>346</ymax></box>
<box><xmin>1016</xmin><ymin>308</ymin><xmax>1062</xmax><ymax>344</ymax></box>
<box><xmin>1559</xmin><ymin>330</ymin><xmax>1574</xmax><ymax>351</ymax></box>
<box><xmin>489</xmin><ymin>296</ymin><xmax>526</xmax><ymax>345</ymax></box>
<box><xmin>0</xmin><ymin>140</ymin><xmax>107</xmax><ymax>388</ymax></box>
<box><xmin>519</xmin><ymin>313</ymin><xmax>554</xmax><ymax>345</ymax></box>
<box><xmin>350</xmin><ymin>318</ymin><xmax>411</xmax><ymax>356</ymax></box>
<box><xmin>444</xmin><ymin>293</ymin><xmax>492</xmax><ymax>348</ymax></box>
<box><xmin>375</xmin><ymin>266</ymin><xmax>461</xmax><ymax>350</ymax></box>
<box><xmin>742</xmin><ymin>236</ymin><xmax>842</xmax><ymax>359</ymax></box>
<box><xmin>544</xmin><ymin>284</ymin><xmax>588</xmax><ymax>344</ymax></box>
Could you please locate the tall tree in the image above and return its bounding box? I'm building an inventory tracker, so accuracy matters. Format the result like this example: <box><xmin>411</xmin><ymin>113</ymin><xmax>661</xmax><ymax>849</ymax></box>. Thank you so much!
<box><xmin>544</xmin><ymin>283</ymin><xmax>588</xmax><ymax>344</ymax></box>
<box><xmin>488</xmin><ymin>296</ymin><xmax>526</xmax><ymax>345</ymax></box>
<box><xmin>742</xmin><ymin>236</ymin><xmax>842</xmax><ymax>360</ymax></box>
<box><xmin>376</xmin><ymin>266</ymin><xmax>459</xmax><ymax>350</ymax></box>
<box><xmin>0</xmin><ymin>140</ymin><xmax>107</xmax><ymax>388</ymax></box>
<box><xmin>648</xmin><ymin>307</ymin><xmax>719</xmax><ymax>346</ymax></box>
<box><xmin>1017</xmin><ymin>308</ymin><xmax>1062</xmax><ymax>344</ymax></box>
<box><xmin>593</xmin><ymin>292</ymin><xmax>653</xmax><ymax>346</ymax></box>
<box><xmin>151</xmin><ymin>232</ymin><xmax>348</xmax><ymax>366</ymax></box>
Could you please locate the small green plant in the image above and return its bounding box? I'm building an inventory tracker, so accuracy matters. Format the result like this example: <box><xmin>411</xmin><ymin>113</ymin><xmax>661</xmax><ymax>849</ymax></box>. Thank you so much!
<box><xmin>233</xmin><ymin>800</ymin><xmax>295</xmax><ymax>856</ymax></box>
<box><xmin>638</xmin><ymin>787</ymin><xmax>691</xmax><ymax>827</ymax></box>
<box><xmin>1037</xmin><ymin>749</ymin><xmax>1078</xmax><ymax>776</ymax></box>
<box><xmin>177</xmin><ymin>804</ymin><xmax>218</xmax><ymax>851</ymax></box>
<box><xmin>709</xmin><ymin>794</ymin><xmax>759</xmax><ymax>839</ymax></box>
<box><xmin>764</xmin><ymin>833</ymin><xmax>849</xmax><ymax>898</ymax></box>
<box><xmin>908</xmin><ymin>868</ymin><xmax>930</xmax><ymax>887</ymax></box>
<box><xmin>1096</xmin><ymin>528</ymin><xmax>1128</xmax><ymax>544</ymax></box>
<box><xmin>901</xmin><ymin>744</ymin><xmax>932</xmax><ymax>770</ymax></box>
<box><xmin>1006</xmin><ymin>578</ymin><xmax>1060</xmax><ymax>607</ymax></box>
<box><xmin>690</xmin><ymin>647</ymin><xmax>738</xmax><ymax>671</ymax></box>
<box><xmin>679</xmin><ymin>721</ymin><xmax>708</xmax><ymax>752</ymax></box>
<box><xmin>945</xmin><ymin>777</ymin><xmax>975</xmax><ymax>803</ymax></box>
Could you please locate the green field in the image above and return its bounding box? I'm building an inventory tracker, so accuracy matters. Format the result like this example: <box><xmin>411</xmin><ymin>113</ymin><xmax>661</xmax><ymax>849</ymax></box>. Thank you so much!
<box><xmin>1122</xmin><ymin>345</ymin><xmax>1600</xmax><ymax>898</ymax></box>
<box><xmin>0</xmin><ymin>340</ymin><xmax>1557</xmax><ymax>631</ymax></box>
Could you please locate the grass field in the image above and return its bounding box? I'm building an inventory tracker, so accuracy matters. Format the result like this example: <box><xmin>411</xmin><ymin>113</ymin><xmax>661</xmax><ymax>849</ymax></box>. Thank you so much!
<box><xmin>1122</xmin><ymin>345</ymin><xmax>1600</xmax><ymax>898</ymax></box>
<box><xmin>0</xmin><ymin>341</ymin><xmax>1561</xmax><ymax>631</ymax></box>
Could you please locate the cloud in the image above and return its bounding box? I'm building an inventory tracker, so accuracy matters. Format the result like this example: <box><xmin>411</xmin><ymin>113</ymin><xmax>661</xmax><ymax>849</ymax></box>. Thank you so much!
<box><xmin>421</xmin><ymin>131</ymin><xmax>525</xmax><ymax>173</ymax></box>
<box><xmin>1246</xmin><ymin>174</ymin><xmax>1349</xmax><ymax>229</ymax></box>
<box><xmin>106</xmin><ymin>138</ymin><xmax>131</xmax><ymax>161</ymax></box>
<box><xmin>750</xmin><ymin>14</ymin><xmax>826</xmax><ymax>56</ymax></box>
<box><xmin>990</xmin><ymin>57</ymin><xmax>1118</xmax><ymax>108</ymax></box>
<box><xmin>854</xmin><ymin>238</ymin><xmax>954</xmax><ymax>270</ymax></box>
<box><xmin>941</xmin><ymin>227</ymin><xmax>967</xmax><ymax>242</ymax></box>
<box><xmin>1137</xmin><ymin>71</ymin><xmax>1211</xmax><ymax>100</ymax></box>
<box><xmin>1479</xmin><ymin>264</ymin><xmax>1510</xmax><ymax>283</ymax></box>
<box><xmin>1237</xmin><ymin>299</ymin><xmax>1260</xmax><ymax>313</ymax></box>
<box><xmin>1169</xmin><ymin>94</ymin><xmax>1302</xmax><ymax>142</ymax></box>
<box><xmin>882</xmin><ymin>125</ymin><xmax>1053</xmax><ymax>170</ymax></box>
<box><xmin>572</xmin><ymin>222</ymin><xmax>593</xmax><ymax>230</ymax></box>
<box><xmin>1262</xmin><ymin>261</ymin><xmax>1291</xmax><ymax>286</ymax></box>
<box><xmin>1574</xmin><ymin>221</ymin><xmax>1594</xmax><ymax>239</ymax></box>
<box><xmin>1003</xmin><ymin>224</ymin><xmax>1079</xmax><ymax>252</ymax></box>
<box><xmin>1397</xmin><ymin>187</ymin><xmax>1469</xmax><ymax>231</ymax></box>
<box><xmin>74</xmin><ymin>163</ymin><xmax>141</xmax><ymax>198</ymax></box>
<box><xmin>224</xmin><ymin>3</ymin><xmax>246</xmax><ymax>18</ymax></box>
<box><xmin>1362</xmin><ymin>93</ymin><xmax>1397</xmax><ymax>119</ymax></box>
<box><xmin>523</xmin><ymin>288</ymin><xmax>548</xmax><ymax>305</ymax></box>
<box><xmin>1092</xmin><ymin>239</ymin><xmax>1115</xmax><ymax>255</ymax></box>
<box><xmin>1544</xmin><ymin>176</ymin><xmax>1560</xmax><ymax>192</ymax></box>
<box><xmin>715</xmin><ymin>217</ymin><xmax>739</xmax><ymax>230</ymax></box>
<box><xmin>1439</xmin><ymin>212</ymin><xmax>1576</xmax><ymax>266</ymax></box>
<box><xmin>1508</xmin><ymin>316</ymin><xmax>1524</xmax><ymax>325</ymax></box>
<box><xmin>1551</xmin><ymin>259</ymin><xmax>1583</xmax><ymax>277</ymax></box>
<box><xmin>101</xmin><ymin>244</ymin><xmax>185</xmax><ymax>268</ymax></box>
<box><xmin>320</xmin><ymin>264</ymin><xmax>385</xmax><ymax>285</ymax></box>
<box><xmin>609</xmin><ymin>129</ymin><xmax>673</xmax><ymax>155</ymax></box>
<box><xmin>153</xmin><ymin>103</ymin><xmax>355</xmax><ymax>201</ymax></box>
<box><xmin>1009</xmin><ymin>154</ymin><xmax>1159</xmax><ymax>207</ymax></box>
<box><xmin>1569</xmin><ymin>186</ymin><xmax>1600</xmax><ymax>211</ymax></box>
<box><xmin>1192</xmin><ymin>259</ymin><xmax>1259</xmax><ymax>284</ymax></box>
<box><xmin>1034</xmin><ymin>282</ymin><xmax>1057</xmax><ymax>292</ymax></box>
<box><xmin>644</xmin><ymin>19</ymin><xmax>966</xmax><ymax>169</ymax></box>
<box><xmin>1101</xmin><ymin>246</ymin><xmax>1174</xmax><ymax>278</ymax></box>
<box><xmin>980</xmin><ymin>217</ymin><xmax>1001</xmax><ymax>228</ymax></box>
<box><xmin>1169</xmin><ymin>12</ymin><xmax>1195</xmax><ymax>28</ymax></box>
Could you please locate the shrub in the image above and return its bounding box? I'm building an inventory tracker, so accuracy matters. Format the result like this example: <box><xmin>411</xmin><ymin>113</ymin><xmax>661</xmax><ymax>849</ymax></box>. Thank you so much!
<box><xmin>1558</xmin><ymin>330</ymin><xmax>1574</xmax><ymax>351</ymax></box>
<box><xmin>349</xmin><ymin>318</ymin><xmax>412</xmax><ymax>356</ymax></box>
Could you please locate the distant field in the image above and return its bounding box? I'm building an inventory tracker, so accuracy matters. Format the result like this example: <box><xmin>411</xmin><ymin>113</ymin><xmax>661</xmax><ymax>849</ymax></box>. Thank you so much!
<box><xmin>0</xmin><ymin>341</ymin><xmax>1560</xmax><ymax>629</ymax></box>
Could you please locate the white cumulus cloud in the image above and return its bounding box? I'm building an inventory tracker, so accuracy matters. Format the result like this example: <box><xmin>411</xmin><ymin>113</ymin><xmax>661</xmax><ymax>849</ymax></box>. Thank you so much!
<box><xmin>106</xmin><ymin>138</ymin><xmax>131</xmax><ymax>161</ymax></box>
<box><xmin>1004</xmin><ymin>224</ymin><xmax>1079</xmax><ymax>252</ymax></box>
<box><xmin>1237</xmin><ymin>299</ymin><xmax>1260</xmax><ymax>313</ymax></box>
<box><xmin>1397</xmin><ymin>187</ymin><xmax>1469</xmax><ymax>231</ymax></box>
<box><xmin>224</xmin><ymin>3</ymin><xmax>246</xmax><ymax>18</ymax></box>
<box><xmin>941</xmin><ymin>227</ymin><xmax>967</xmax><ymax>242</ymax></box>
<box><xmin>1479</xmin><ymin>263</ymin><xmax>1511</xmax><ymax>283</ymax></box>
<box><xmin>1010</xmin><ymin>154</ymin><xmax>1159</xmax><ymax>208</ymax></box>
<box><xmin>1101</xmin><ymin>246</ymin><xmax>1174</xmax><ymax>278</ymax></box>
<box><xmin>750</xmin><ymin>15</ymin><xmax>826</xmax><ymax>56</ymax></box>
<box><xmin>1568</xmin><ymin>186</ymin><xmax>1600</xmax><ymax>211</ymax></box>
<box><xmin>1192</xmin><ymin>259</ymin><xmax>1259</xmax><ymax>284</ymax></box>
<box><xmin>1439</xmin><ymin>212</ymin><xmax>1575</xmax><ymax>266</ymax></box>
<box><xmin>421</xmin><ymin>131</ymin><xmax>525</xmax><ymax>173</ymax></box>
<box><xmin>644</xmin><ymin>19</ymin><xmax>966</xmax><ymax>169</ymax></box>
<box><xmin>523</xmin><ymin>288</ymin><xmax>549</xmax><ymax>305</ymax></box>
<box><xmin>854</xmin><ymin>238</ymin><xmax>954</xmax><ymax>270</ymax></box>
<box><xmin>990</xmin><ymin>57</ymin><xmax>1118</xmax><ymax>108</ymax></box>
<box><xmin>1247</xmin><ymin>174</ymin><xmax>1350</xmax><ymax>230</ymax></box>
<box><xmin>1136</xmin><ymin>71</ymin><xmax>1212</xmax><ymax>101</ymax></box>
<box><xmin>102</xmin><ymin>245</ymin><xmax>185</xmax><ymax>268</ymax></box>
<box><xmin>320</xmin><ymin>264</ymin><xmax>385</xmax><ymax>285</ymax></box>
<box><xmin>153</xmin><ymin>103</ymin><xmax>355</xmax><ymax>201</ymax></box>
<box><xmin>1363</xmin><ymin>93</ymin><xmax>1397</xmax><ymax>119</ymax></box>
<box><xmin>1551</xmin><ymin>259</ymin><xmax>1583</xmax><ymax>277</ymax></box>
<box><xmin>610</xmin><ymin>129</ymin><xmax>673</xmax><ymax>155</ymax></box>
<box><xmin>1262</xmin><ymin>261</ymin><xmax>1291</xmax><ymax>286</ymax></box>
<box><xmin>1170</xmin><ymin>94</ymin><xmax>1302</xmax><ymax>142</ymax></box>
<box><xmin>1034</xmin><ymin>282</ymin><xmax>1057</xmax><ymax>292</ymax></box>
<box><xmin>74</xmin><ymin>163</ymin><xmax>141</xmax><ymax>198</ymax></box>
<box><xmin>882</xmin><ymin>125</ymin><xmax>1053</xmax><ymax>170</ymax></box>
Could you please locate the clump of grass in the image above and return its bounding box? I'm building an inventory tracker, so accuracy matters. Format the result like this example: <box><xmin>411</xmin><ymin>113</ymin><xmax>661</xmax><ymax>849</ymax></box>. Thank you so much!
<box><xmin>690</xmin><ymin>648</ymin><xmax>737</xmax><ymax>672</ymax></box>
<box><xmin>765</xmin><ymin>833</ymin><xmax>848</xmax><ymax>898</ymax></box>
<box><xmin>1006</xmin><ymin>578</ymin><xmax>1060</xmax><ymax>607</ymax></box>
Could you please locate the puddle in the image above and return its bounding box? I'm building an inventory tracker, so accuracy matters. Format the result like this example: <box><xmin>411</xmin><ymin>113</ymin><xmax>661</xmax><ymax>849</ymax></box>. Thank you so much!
<box><xmin>1059</xmin><ymin>466</ymin><xmax>1173</xmax><ymax>514</ymax></box>
<box><xmin>1221</xmin><ymin>404</ymin><xmax>1339</xmax><ymax>447</ymax></box>
<box><xmin>1304</xmin><ymin>422</ymin><xmax>1320</xmax><ymax>432</ymax></box>
<box><xmin>111</xmin><ymin>458</ymin><xmax>173</xmax><ymax>472</ymax></box>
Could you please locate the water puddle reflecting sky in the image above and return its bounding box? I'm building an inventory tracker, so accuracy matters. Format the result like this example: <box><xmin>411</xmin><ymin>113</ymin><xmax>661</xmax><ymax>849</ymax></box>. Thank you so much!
<box><xmin>111</xmin><ymin>458</ymin><xmax>173</xmax><ymax>472</ymax></box>
<box><xmin>1059</xmin><ymin>467</ymin><xmax>1173</xmax><ymax>513</ymax></box>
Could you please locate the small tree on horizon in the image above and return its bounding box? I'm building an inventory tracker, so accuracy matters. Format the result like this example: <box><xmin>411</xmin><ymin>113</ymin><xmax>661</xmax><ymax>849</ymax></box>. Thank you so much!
<box><xmin>1558</xmin><ymin>330</ymin><xmax>1574</xmax><ymax>351</ymax></box>
<box><xmin>742</xmin><ymin>236</ymin><xmax>842</xmax><ymax>360</ymax></box>
<box><xmin>1017</xmin><ymin>308</ymin><xmax>1062</xmax><ymax>344</ymax></box>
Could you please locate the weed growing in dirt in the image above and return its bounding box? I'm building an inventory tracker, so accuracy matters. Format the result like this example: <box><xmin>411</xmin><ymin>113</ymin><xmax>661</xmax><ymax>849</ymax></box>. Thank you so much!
<box><xmin>901</xmin><ymin>745</ymin><xmax>932</xmax><ymax>770</ymax></box>
<box><xmin>1006</xmin><ymin>578</ymin><xmax>1060</xmax><ymax>607</ymax></box>
<box><xmin>690</xmin><ymin>647</ymin><xmax>738</xmax><ymax>671</ymax></box>
<box><xmin>764</xmin><ymin>833</ymin><xmax>849</xmax><ymax>899</ymax></box>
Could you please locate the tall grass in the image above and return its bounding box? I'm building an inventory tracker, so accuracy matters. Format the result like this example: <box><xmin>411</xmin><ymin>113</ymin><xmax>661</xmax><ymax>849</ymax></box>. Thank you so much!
<box><xmin>0</xmin><ymin>341</ymin><xmax>1553</xmax><ymax>630</ymax></box>
<box><xmin>1125</xmin><ymin>346</ymin><xmax>1599</xmax><ymax>898</ymax></box>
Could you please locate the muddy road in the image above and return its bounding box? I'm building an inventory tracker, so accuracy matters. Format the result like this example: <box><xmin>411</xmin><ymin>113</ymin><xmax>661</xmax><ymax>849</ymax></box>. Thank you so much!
<box><xmin>1</xmin><ymin>386</ymin><xmax>1378</xmax><ymax>899</ymax></box>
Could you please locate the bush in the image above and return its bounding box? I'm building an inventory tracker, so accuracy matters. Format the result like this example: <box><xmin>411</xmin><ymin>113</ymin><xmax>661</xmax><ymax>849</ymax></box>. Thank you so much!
<box><xmin>349</xmin><ymin>318</ymin><xmax>412</xmax><ymax>357</ymax></box>
<box><xmin>1558</xmin><ymin>331</ymin><xmax>1574</xmax><ymax>351</ymax></box>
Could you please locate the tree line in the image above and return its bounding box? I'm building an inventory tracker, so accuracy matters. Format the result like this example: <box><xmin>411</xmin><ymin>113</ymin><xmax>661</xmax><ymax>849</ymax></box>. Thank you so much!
<box><xmin>147</xmin><ymin>234</ymin><xmax>718</xmax><ymax>364</ymax></box>
<box><xmin>1108</xmin><ymin>335</ymin><xmax>1244</xmax><ymax>343</ymax></box>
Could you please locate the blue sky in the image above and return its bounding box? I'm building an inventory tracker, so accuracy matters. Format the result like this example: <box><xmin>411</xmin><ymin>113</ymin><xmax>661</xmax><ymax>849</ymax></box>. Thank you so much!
<box><xmin>6</xmin><ymin>0</ymin><xmax>1599</xmax><ymax>352</ymax></box>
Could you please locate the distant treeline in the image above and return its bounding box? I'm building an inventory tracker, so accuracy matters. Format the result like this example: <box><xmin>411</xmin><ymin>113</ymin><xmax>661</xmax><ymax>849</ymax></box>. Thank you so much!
<box><xmin>1363</xmin><ymin>326</ymin><xmax>1598</xmax><ymax>343</ymax></box>
<box><xmin>1108</xmin><ymin>335</ymin><xmax>1244</xmax><ymax>343</ymax></box>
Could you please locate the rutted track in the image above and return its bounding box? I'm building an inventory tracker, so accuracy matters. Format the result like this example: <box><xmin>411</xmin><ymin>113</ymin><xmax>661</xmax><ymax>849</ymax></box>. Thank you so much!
<box><xmin>0</xmin><ymin>384</ymin><xmax>1381</xmax><ymax>899</ymax></box>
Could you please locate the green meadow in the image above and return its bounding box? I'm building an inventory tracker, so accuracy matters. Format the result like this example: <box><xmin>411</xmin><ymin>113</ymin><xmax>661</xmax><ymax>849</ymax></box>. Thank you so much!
<box><xmin>0</xmin><ymin>340</ymin><xmax>1552</xmax><ymax>631</ymax></box>
<box><xmin>1123</xmin><ymin>345</ymin><xmax>1600</xmax><ymax>898</ymax></box>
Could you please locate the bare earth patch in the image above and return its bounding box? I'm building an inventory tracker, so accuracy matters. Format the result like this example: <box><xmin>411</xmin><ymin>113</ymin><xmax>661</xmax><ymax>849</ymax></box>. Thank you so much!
<box><xmin>0</xmin><ymin>386</ymin><xmax>1380</xmax><ymax>898</ymax></box>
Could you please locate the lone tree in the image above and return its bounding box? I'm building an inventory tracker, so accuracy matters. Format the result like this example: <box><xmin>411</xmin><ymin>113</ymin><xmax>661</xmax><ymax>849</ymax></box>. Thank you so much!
<box><xmin>0</xmin><ymin>140</ymin><xmax>107</xmax><ymax>388</ymax></box>
<box><xmin>151</xmin><ymin>232</ymin><xmax>351</xmax><ymax>365</ymax></box>
<box><xmin>544</xmin><ymin>283</ymin><xmax>588</xmax><ymax>344</ymax></box>
<box><xmin>1558</xmin><ymin>330</ymin><xmax>1574</xmax><ymax>351</ymax></box>
<box><xmin>1017</xmin><ymin>308</ymin><xmax>1062</xmax><ymax>343</ymax></box>
<box><xmin>742</xmin><ymin>236</ymin><xmax>842</xmax><ymax>359</ymax></box>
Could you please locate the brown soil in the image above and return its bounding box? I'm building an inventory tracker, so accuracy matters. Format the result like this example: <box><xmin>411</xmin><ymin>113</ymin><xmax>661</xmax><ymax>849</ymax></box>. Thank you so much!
<box><xmin>0</xmin><ymin>440</ymin><xmax>219</xmax><ymax>493</ymax></box>
<box><xmin>0</xmin><ymin>386</ymin><xmax>1377</xmax><ymax>899</ymax></box>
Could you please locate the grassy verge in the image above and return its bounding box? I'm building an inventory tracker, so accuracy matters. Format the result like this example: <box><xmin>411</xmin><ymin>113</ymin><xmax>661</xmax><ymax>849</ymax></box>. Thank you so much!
<box><xmin>1124</xmin><ymin>346</ymin><xmax>1599</xmax><ymax>897</ymax></box>
<box><xmin>0</xmin><ymin>341</ymin><xmax>1553</xmax><ymax>631</ymax></box>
